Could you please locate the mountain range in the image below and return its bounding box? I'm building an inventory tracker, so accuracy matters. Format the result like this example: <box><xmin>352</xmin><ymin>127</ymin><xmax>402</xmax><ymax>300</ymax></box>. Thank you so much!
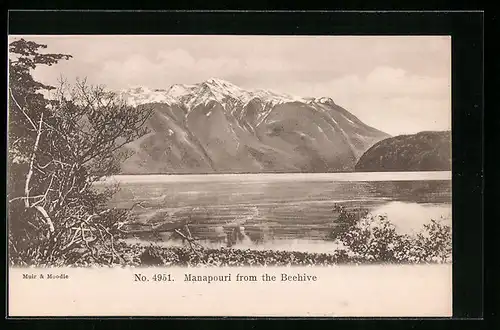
<box><xmin>118</xmin><ymin>78</ymin><xmax>390</xmax><ymax>174</ymax></box>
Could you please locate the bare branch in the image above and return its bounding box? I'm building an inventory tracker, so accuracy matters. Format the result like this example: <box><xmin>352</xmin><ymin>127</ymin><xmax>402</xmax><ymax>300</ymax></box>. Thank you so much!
<box><xmin>34</xmin><ymin>205</ymin><xmax>55</xmax><ymax>233</ymax></box>
<box><xmin>24</xmin><ymin>113</ymin><xmax>44</xmax><ymax>208</ymax></box>
<box><xmin>9</xmin><ymin>87</ymin><xmax>37</xmax><ymax>131</ymax></box>
<box><xmin>9</xmin><ymin>195</ymin><xmax>45</xmax><ymax>203</ymax></box>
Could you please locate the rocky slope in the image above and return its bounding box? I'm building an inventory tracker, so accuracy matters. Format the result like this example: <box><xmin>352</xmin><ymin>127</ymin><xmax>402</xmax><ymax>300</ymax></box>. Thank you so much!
<box><xmin>119</xmin><ymin>78</ymin><xmax>390</xmax><ymax>174</ymax></box>
<box><xmin>355</xmin><ymin>131</ymin><xmax>451</xmax><ymax>172</ymax></box>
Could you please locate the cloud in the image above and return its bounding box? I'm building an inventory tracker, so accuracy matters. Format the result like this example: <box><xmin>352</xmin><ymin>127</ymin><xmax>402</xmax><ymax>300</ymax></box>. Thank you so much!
<box><xmin>364</xmin><ymin>66</ymin><xmax>449</xmax><ymax>98</ymax></box>
<box><xmin>156</xmin><ymin>49</ymin><xmax>196</xmax><ymax>68</ymax></box>
<box><xmin>95</xmin><ymin>48</ymin><xmax>301</xmax><ymax>88</ymax></box>
<box><xmin>350</xmin><ymin>97</ymin><xmax>451</xmax><ymax>136</ymax></box>
<box><xmin>95</xmin><ymin>50</ymin><xmax>242</xmax><ymax>87</ymax></box>
<box><xmin>25</xmin><ymin>36</ymin><xmax>450</xmax><ymax>135</ymax></box>
<box><xmin>256</xmin><ymin>66</ymin><xmax>450</xmax><ymax>135</ymax></box>
<box><xmin>283</xmin><ymin>66</ymin><xmax>449</xmax><ymax>100</ymax></box>
<box><xmin>243</xmin><ymin>57</ymin><xmax>296</xmax><ymax>72</ymax></box>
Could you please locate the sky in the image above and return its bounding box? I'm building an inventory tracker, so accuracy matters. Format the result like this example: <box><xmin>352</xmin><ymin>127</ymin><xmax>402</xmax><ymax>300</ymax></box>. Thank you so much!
<box><xmin>9</xmin><ymin>35</ymin><xmax>451</xmax><ymax>136</ymax></box>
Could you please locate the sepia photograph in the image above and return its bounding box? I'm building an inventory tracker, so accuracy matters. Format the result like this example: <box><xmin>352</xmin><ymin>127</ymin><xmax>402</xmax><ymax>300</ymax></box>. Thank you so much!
<box><xmin>7</xmin><ymin>34</ymin><xmax>453</xmax><ymax>316</ymax></box>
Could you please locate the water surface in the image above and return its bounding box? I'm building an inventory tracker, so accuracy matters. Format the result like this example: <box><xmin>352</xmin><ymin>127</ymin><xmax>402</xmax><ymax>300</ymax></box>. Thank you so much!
<box><xmin>103</xmin><ymin>172</ymin><xmax>452</xmax><ymax>253</ymax></box>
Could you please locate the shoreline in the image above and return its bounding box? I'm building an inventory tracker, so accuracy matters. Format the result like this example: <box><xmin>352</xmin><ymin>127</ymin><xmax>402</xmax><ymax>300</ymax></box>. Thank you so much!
<box><xmin>52</xmin><ymin>241</ymin><xmax>445</xmax><ymax>268</ymax></box>
<box><xmin>95</xmin><ymin>171</ymin><xmax>452</xmax><ymax>184</ymax></box>
<box><xmin>115</xmin><ymin>242</ymin><xmax>360</xmax><ymax>267</ymax></box>
<box><xmin>9</xmin><ymin>239</ymin><xmax>451</xmax><ymax>268</ymax></box>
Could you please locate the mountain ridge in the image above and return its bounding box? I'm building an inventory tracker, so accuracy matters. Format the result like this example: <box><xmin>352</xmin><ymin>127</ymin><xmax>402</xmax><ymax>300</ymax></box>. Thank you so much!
<box><xmin>118</xmin><ymin>78</ymin><xmax>390</xmax><ymax>174</ymax></box>
<box><xmin>120</xmin><ymin>78</ymin><xmax>336</xmax><ymax>110</ymax></box>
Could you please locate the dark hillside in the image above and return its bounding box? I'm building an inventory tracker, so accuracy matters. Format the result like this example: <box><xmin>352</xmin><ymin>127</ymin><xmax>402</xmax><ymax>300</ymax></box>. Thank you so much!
<box><xmin>355</xmin><ymin>131</ymin><xmax>451</xmax><ymax>172</ymax></box>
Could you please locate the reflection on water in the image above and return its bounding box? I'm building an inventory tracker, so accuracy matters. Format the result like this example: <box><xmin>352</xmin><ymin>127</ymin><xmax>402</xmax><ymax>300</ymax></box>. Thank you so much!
<box><xmin>103</xmin><ymin>172</ymin><xmax>451</xmax><ymax>251</ymax></box>
<box><xmin>370</xmin><ymin>201</ymin><xmax>451</xmax><ymax>235</ymax></box>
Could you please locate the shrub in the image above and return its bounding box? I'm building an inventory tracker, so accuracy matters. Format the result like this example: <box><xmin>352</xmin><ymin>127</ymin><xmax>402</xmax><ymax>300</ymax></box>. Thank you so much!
<box><xmin>8</xmin><ymin>38</ymin><xmax>153</xmax><ymax>266</ymax></box>
<box><xmin>335</xmin><ymin>212</ymin><xmax>452</xmax><ymax>264</ymax></box>
<box><xmin>328</xmin><ymin>205</ymin><xmax>368</xmax><ymax>240</ymax></box>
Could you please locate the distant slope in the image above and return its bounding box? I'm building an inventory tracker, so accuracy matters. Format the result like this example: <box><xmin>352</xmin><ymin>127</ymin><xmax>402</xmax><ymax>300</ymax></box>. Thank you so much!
<box><xmin>355</xmin><ymin>131</ymin><xmax>451</xmax><ymax>172</ymax></box>
<box><xmin>119</xmin><ymin>78</ymin><xmax>390</xmax><ymax>174</ymax></box>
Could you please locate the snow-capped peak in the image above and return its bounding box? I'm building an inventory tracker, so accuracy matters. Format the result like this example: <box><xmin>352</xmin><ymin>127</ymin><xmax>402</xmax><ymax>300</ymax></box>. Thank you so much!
<box><xmin>205</xmin><ymin>77</ymin><xmax>236</xmax><ymax>87</ymax></box>
<box><xmin>126</xmin><ymin>85</ymin><xmax>151</xmax><ymax>94</ymax></box>
<box><xmin>308</xmin><ymin>97</ymin><xmax>336</xmax><ymax>105</ymax></box>
<box><xmin>120</xmin><ymin>85</ymin><xmax>176</xmax><ymax>107</ymax></box>
<box><xmin>120</xmin><ymin>78</ymin><xmax>330</xmax><ymax>110</ymax></box>
<box><xmin>200</xmin><ymin>78</ymin><xmax>247</xmax><ymax>99</ymax></box>
<box><xmin>166</xmin><ymin>83</ymin><xmax>198</xmax><ymax>99</ymax></box>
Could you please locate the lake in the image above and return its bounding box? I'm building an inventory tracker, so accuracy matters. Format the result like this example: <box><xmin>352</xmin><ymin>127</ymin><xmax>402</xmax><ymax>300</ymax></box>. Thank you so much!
<box><xmin>100</xmin><ymin>171</ymin><xmax>452</xmax><ymax>253</ymax></box>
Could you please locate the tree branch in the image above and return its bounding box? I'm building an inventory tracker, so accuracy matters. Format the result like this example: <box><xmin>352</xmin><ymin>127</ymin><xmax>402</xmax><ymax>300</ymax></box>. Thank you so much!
<box><xmin>34</xmin><ymin>205</ymin><xmax>55</xmax><ymax>233</ymax></box>
<box><xmin>24</xmin><ymin>112</ymin><xmax>43</xmax><ymax>208</ymax></box>
<box><xmin>9</xmin><ymin>87</ymin><xmax>37</xmax><ymax>131</ymax></box>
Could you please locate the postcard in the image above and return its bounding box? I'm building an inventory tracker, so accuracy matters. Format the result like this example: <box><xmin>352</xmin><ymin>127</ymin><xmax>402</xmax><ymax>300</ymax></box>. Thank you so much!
<box><xmin>7</xmin><ymin>34</ymin><xmax>452</xmax><ymax>317</ymax></box>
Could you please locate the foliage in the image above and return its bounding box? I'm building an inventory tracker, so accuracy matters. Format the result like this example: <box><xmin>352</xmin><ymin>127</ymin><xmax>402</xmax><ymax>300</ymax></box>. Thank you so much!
<box><xmin>118</xmin><ymin>242</ymin><xmax>366</xmax><ymax>267</ymax></box>
<box><xmin>328</xmin><ymin>205</ymin><xmax>369</xmax><ymax>240</ymax></box>
<box><xmin>335</xmin><ymin>212</ymin><xmax>452</xmax><ymax>264</ymax></box>
<box><xmin>8</xmin><ymin>38</ymin><xmax>153</xmax><ymax>266</ymax></box>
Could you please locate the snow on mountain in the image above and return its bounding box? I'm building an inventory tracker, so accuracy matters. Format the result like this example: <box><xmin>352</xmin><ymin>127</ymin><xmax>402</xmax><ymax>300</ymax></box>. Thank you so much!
<box><xmin>120</xmin><ymin>78</ymin><xmax>310</xmax><ymax>111</ymax></box>
<box><xmin>166</xmin><ymin>83</ymin><xmax>198</xmax><ymax>98</ymax></box>
<box><xmin>115</xmin><ymin>78</ymin><xmax>392</xmax><ymax>174</ymax></box>
<box><xmin>119</xmin><ymin>85</ymin><xmax>176</xmax><ymax>107</ymax></box>
<box><xmin>311</xmin><ymin>97</ymin><xmax>336</xmax><ymax>105</ymax></box>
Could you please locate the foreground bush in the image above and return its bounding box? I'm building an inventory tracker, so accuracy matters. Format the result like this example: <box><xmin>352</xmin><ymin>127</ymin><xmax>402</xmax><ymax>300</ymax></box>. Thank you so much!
<box><xmin>105</xmin><ymin>243</ymin><xmax>366</xmax><ymax>267</ymax></box>
<box><xmin>335</xmin><ymin>213</ymin><xmax>452</xmax><ymax>264</ymax></box>
<box><xmin>8</xmin><ymin>39</ymin><xmax>152</xmax><ymax>266</ymax></box>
